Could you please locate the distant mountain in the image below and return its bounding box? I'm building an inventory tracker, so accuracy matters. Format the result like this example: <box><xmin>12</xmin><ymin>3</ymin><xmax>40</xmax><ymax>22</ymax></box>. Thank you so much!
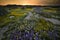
<box><xmin>0</xmin><ymin>4</ymin><xmax>60</xmax><ymax>8</ymax></box>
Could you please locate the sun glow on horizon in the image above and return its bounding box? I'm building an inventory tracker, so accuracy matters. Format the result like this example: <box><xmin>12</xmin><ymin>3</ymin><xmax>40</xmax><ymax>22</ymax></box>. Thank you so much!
<box><xmin>22</xmin><ymin>3</ymin><xmax>31</xmax><ymax>5</ymax></box>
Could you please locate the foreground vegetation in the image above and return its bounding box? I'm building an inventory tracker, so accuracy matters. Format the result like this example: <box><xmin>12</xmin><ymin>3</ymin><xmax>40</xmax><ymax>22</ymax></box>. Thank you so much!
<box><xmin>0</xmin><ymin>6</ymin><xmax>60</xmax><ymax>40</ymax></box>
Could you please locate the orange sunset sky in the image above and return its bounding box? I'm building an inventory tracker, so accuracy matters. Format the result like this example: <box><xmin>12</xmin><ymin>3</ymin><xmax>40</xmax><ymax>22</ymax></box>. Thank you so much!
<box><xmin>0</xmin><ymin>0</ymin><xmax>60</xmax><ymax>5</ymax></box>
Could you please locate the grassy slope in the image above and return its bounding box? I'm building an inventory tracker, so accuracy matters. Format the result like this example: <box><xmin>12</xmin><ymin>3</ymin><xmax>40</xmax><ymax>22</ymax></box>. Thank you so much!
<box><xmin>0</xmin><ymin>7</ymin><xmax>60</xmax><ymax>40</ymax></box>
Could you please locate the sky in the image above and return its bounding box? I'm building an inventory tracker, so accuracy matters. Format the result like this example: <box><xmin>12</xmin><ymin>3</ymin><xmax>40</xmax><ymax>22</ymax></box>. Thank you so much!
<box><xmin>0</xmin><ymin>0</ymin><xmax>60</xmax><ymax>5</ymax></box>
